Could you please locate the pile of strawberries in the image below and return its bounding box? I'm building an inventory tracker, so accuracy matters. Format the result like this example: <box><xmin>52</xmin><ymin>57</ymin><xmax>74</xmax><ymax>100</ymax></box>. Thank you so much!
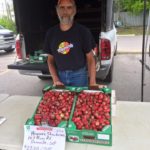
<box><xmin>72</xmin><ymin>92</ymin><xmax>111</xmax><ymax>131</ymax></box>
<box><xmin>34</xmin><ymin>90</ymin><xmax>111</xmax><ymax>131</ymax></box>
<box><xmin>34</xmin><ymin>90</ymin><xmax>75</xmax><ymax>126</ymax></box>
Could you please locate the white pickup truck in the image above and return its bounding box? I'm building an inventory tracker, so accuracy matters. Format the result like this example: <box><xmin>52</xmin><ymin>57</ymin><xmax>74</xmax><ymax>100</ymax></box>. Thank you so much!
<box><xmin>8</xmin><ymin>0</ymin><xmax>117</xmax><ymax>82</ymax></box>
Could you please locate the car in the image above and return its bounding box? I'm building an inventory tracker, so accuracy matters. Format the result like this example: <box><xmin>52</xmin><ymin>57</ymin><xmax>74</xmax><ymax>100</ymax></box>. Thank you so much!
<box><xmin>0</xmin><ymin>25</ymin><xmax>16</xmax><ymax>52</ymax></box>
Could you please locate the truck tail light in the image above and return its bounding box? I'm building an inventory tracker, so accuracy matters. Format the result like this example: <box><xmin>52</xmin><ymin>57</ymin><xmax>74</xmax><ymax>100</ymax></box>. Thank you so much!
<box><xmin>100</xmin><ymin>39</ymin><xmax>111</xmax><ymax>60</ymax></box>
<box><xmin>15</xmin><ymin>35</ymin><xmax>22</xmax><ymax>59</ymax></box>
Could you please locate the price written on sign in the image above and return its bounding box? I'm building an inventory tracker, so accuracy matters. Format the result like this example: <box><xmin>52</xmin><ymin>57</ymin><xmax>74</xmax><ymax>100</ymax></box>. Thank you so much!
<box><xmin>22</xmin><ymin>125</ymin><xmax>66</xmax><ymax>150</ymax></box>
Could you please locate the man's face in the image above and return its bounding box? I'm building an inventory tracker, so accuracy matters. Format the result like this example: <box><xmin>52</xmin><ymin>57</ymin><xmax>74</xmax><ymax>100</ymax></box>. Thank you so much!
<box><xmin>56</xmin><ymin>0</ymin><xmax>76</xmax><ymax>25</ymax></box>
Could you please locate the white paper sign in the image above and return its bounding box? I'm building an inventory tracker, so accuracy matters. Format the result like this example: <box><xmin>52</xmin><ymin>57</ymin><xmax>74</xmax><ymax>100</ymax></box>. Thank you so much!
<box><xmin>22</xmin><ymin>125</ymin><xmax>66</xmax><ymax>150</ymax></box>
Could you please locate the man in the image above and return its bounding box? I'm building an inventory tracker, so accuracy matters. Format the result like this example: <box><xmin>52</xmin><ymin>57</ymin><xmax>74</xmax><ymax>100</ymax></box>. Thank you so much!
<box><xmin>44</xmin><ymin>0</ymin><xmax>100</xmax><ymax>87</ymax></box>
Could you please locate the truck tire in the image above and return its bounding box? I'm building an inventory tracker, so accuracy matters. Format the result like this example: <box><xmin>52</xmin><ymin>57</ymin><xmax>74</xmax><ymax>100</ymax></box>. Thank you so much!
<box><xmin>38</xmin><ymin>76</ymin><xmax>50</xmax><ymax>80</ymax></box>
<box><xmin>4</xmin><ymin>48</ymin><xmax>15</xmax><ymax>53</ymax></box>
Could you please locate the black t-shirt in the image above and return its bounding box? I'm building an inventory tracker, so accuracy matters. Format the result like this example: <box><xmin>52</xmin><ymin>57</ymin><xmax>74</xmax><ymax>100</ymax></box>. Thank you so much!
<box><xmin>43</xmin><ymin>22</ymin><xmax>96</xmax><ymax>71</ymax></box>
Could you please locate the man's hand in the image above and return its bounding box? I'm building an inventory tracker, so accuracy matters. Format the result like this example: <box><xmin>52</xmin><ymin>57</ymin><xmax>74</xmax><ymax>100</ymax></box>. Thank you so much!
<box><xmin>90</xmin><ymin>83</ymin><xmax>107</xmax><ymax>89</ymax></box>
<box><xmin>98</xmin><ymin>84</ymin><xmax>107</xmax><ymax>89</ymax></box>
<box><xmin>53</xmin><ymin>80</ymin><xmax>64</xmax><ymax>86</ymax></box>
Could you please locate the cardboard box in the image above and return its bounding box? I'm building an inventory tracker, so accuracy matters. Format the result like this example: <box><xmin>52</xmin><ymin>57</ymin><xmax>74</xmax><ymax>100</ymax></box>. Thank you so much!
<box><xmin>67</xmin><ymin>122</ymin><xmax>112</xmax><ymax>146</ymax></box>
<box><xmin>26</xmin><ymin>86</ymin><xmax>112</xmax><ymax>146</ymax></box>
<box><xmin>29</xmin><ymin>50</ymin><xmax>48</xmax><ymax>64</ymax></box>
<box><xmin>26</xmin><ymin>86</ymin><xmax>77</xmax><ymax>128</ymax></box>
<box><xmin>66</xmin><ymin>89</ymin><xmax>112</xmax><ymax>146</ymax></box>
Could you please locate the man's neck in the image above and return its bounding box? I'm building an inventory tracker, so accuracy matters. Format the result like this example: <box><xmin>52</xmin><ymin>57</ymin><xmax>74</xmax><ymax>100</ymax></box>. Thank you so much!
<box><xmin>60</xmin><ymin>23</ymin><xmax>73</xmax><ymax>31</ymax></box>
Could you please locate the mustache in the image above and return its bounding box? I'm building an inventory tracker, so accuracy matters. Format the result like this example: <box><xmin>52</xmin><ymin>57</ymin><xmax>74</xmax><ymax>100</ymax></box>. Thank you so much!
<box><xmin>58</xmin><ymin>15</ymin><xmax>74</xmax><ymax>24</ymax></box>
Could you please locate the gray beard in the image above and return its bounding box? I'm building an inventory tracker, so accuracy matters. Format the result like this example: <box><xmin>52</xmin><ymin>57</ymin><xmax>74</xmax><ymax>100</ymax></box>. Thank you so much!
<box><xmin>58</xmin><ymin>16</ymin><xmax>74</xmax><ymax>25</ymax></box>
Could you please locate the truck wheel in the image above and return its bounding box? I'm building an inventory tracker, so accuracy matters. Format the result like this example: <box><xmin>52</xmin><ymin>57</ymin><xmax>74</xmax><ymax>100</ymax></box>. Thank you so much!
<box><xmin>4</xmin><ymin>48</ymin><xmax>15</xmax><ymax>53</ymax></box>
<box><xmin>38</xmin><ymin>76</ymin><xmax>50</xmax><ymax>80</ymax></box>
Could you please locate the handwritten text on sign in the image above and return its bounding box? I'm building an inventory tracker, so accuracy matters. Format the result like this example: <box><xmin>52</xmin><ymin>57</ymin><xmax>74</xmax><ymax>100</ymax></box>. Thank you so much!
<box><xmin>22</xmin><ymin>125</ymin><xmax>66</xmax><ymax>150</ymax></box>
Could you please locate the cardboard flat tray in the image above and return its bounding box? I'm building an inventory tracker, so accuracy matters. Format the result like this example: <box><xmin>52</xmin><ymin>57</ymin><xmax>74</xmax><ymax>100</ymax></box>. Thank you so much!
<box><xmin>26</xmin><ymin>85</ymin><xmax>112</xmax><ymax>146</ymax></box>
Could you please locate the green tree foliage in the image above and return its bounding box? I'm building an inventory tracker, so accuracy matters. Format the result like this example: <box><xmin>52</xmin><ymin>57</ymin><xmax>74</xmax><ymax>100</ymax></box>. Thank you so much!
<box><xmin>115</xmin><ymin>0</ymin><xmax>150</xmax><ymax>15</ymax></box>
<box><xmin>0</xmin><ymin>16</ymin><xmax>16</xmax><ymax>33</ymax></box>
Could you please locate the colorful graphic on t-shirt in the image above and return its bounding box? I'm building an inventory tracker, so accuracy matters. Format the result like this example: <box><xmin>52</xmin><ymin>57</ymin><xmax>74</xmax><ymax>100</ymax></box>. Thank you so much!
<box><xmin>57</xmin><ymin>41</ymin><xmax>73</xmax><ymax>55</ymax></box>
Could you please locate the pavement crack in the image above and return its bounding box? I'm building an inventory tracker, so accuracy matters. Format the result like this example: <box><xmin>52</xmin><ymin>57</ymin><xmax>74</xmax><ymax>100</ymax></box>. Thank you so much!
<box><xmin>139</xmin><ymin>59</ymin><xmax>150</xmax><ymax>71</ymax></box>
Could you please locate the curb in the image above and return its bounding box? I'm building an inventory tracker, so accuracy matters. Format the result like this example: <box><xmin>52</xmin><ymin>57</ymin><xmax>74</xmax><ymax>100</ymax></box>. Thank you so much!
<box><xmin>117</xmin><ymin>51</ymin><xmax>150</xmax><ymax>54</ymax></box>
<box><xmin>0</xmin><ymin>94</ymin><xmax>10</xmax><ymax>103</ymax></box>
<box><xmin>117</xmin><ymin>52</ymin><xmax>142</xmax><ymax>54</ymax></box>
<box><xmin>117</xmin><ymin>34</ymin><xmax>135</xmax><ymax>37</ymax></box>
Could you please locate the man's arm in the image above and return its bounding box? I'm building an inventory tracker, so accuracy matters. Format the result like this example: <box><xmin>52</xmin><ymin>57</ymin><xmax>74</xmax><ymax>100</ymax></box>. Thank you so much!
<box><xmin>86</xmin><ymin>51</ymin><xmax>96</xmax><ymax>85</ymax></box>
<box><xmin>47</xmin><ymin>54</ymin><xmax>64</xmax><ymax>86</ymax></box>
